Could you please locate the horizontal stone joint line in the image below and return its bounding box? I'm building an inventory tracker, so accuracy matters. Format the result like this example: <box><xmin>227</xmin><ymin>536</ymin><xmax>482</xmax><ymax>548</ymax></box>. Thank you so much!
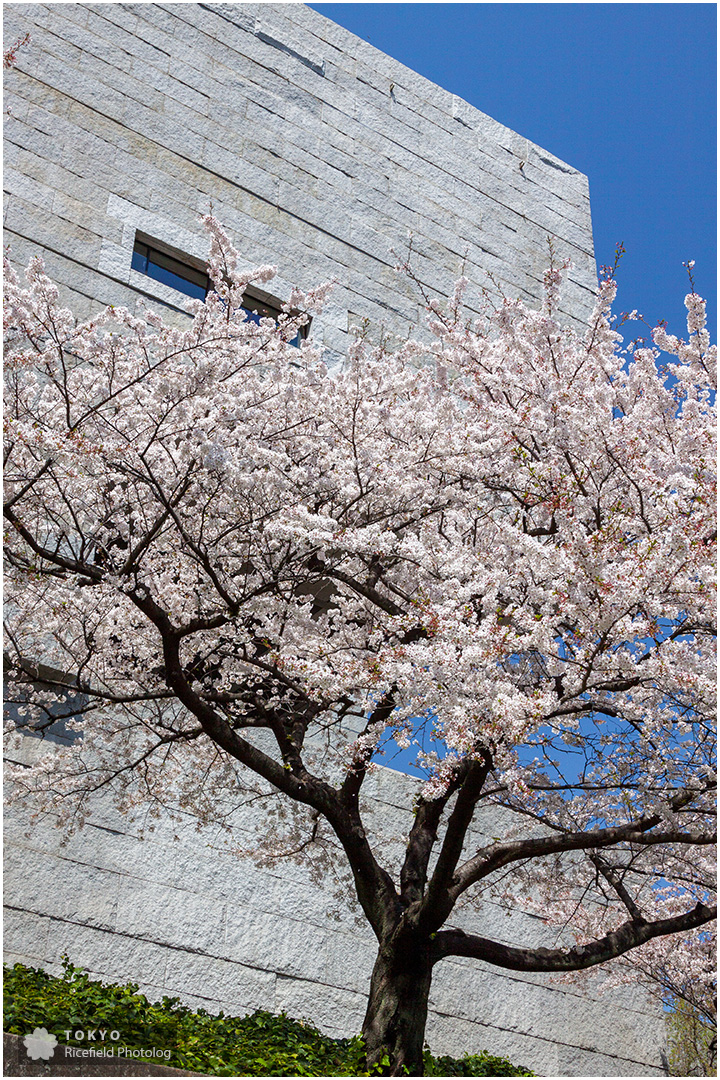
<box><xmin>428</xmin><ymin>1004</ymin><xmax>664</xmax><ymax>1068</ymax></box>
<box><xmin>3</xmin><ymin>755</ymin><xmax>33</xmax><ymax>770</ymax></box>
<box><xmin>4</xmin><ymin>226</ymin><xmax>188</xmax><ymax>315</ymax></box>
<box><xmin>440</xmin><ymin>950</ymin><xmax>666</xmax><ymax>1017</ymax></box>
<box><xmin>3</xmin><ymin>905</ymin><xmax>364</xmax><ymax>997</ymax></box>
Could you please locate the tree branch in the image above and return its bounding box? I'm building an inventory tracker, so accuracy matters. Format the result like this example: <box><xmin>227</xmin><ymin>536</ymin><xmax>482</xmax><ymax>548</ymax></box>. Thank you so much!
<box><xmin>432</xmin><ymin>903</ymin><xmax>717</xmax><ymax>971</ymax></box>
<box><xmin>588</xmin><ymin>851</ymin><xmax>645</xmax><ymax>921</ymax></box>
<box><xmin>125</xmin><ymin>586</ymin><xmax>401</xmax><ymax>940</ymax></box>
<box><xmin>4</xmin><ymin>506</ymin><xmax>103</xmax><ymax>581</ymax></box>
<box><xmin>448</xmin><ymin>786</ymin><xmax>716</xmax><ymax>906</ymax></box>
<box><xmin>324</xmin><ymin>566</ymin><xmax>404</xmax><ymax>617</ymax></box>
<box><xmin>418</xmin><ymin>753</ymin><xmax>492</xmax><ymax>930</ymax></box>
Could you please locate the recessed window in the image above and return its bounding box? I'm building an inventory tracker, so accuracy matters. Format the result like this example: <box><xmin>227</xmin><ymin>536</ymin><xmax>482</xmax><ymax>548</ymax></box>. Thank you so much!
<box><xmin>4</xmin><ymin>677</ymin><xmax>86</xmax><ymax>746</ymax></box>
<box><xmin>241</xmin><ymin>295</ymin><xmax>284</xmax><ymax>324</ymax></box>
<box><xmin>240</xmin><ymin>292</ymin><xmax>309</xmax><ymax>346</ymax></box>
<box><xmin>131</xmin><ymin>236</ymin><xmax>209</xmax><ymax>300</ymax></box>
<box><xmin>131</xmin><ymin>233</ymin><xmax>309</xmax><ymax>344</ymax></box>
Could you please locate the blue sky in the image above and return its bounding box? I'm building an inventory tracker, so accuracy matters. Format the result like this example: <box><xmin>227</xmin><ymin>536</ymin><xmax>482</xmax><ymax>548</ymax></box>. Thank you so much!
<box><xmin>310</xmin><ymin>3</ymin><xmax>717</xmax><ymax>342</ymax></box>
<box><xmin>310</xmin><ymin>2</ymin><xmax>716</xmax><ymax>780</ymax></box>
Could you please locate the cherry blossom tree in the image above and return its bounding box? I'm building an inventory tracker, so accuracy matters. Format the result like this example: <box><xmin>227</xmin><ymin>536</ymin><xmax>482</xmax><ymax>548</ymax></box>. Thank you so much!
<box><xmin>4</xmin><ymin>219</ymin><xmax>716</xmax><ymax>1075</ymax></box>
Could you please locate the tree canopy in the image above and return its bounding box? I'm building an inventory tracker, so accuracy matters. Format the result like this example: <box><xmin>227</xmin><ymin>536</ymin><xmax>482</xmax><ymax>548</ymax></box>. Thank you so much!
<box><xmin>4</xmin><ymin>220</ymin><xmax>716</xmax><ymax>1074</ymax></box>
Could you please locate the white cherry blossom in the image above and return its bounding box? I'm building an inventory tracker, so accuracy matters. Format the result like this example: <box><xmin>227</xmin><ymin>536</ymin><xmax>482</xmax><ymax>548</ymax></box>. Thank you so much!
<box><xmin>4</xmin><ymin>219</ymin><xmax>715</xmax><ymax>1074</ymax></box>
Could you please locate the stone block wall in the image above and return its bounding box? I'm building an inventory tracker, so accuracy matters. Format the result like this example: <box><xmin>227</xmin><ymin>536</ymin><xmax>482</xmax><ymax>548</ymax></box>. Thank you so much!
<box><xmin>4</xmin><ymin>738</ymin><xmax>666</xmax><ymax>1077</ymax></box>
<box><xmin>4</xmin><ymin>2</ymin><xmax>597</xmax><ymax>363</ymax></box>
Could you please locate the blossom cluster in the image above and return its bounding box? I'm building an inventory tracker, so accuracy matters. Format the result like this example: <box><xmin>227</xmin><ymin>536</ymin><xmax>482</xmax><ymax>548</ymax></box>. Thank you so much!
<box><xmin>4</xmin><ymin>219</ymin><xmax>715</xmax><ymax>981</ymax></box>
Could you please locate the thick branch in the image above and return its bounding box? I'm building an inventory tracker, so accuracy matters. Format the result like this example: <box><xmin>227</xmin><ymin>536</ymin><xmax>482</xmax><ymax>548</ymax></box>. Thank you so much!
<box><xmin>339</xmin><ymin>690</ymin><xmax>396</xmax><ymax>807</ymax></box>
<box><xmin>432</xmin><ymin>903</ymin><xmax>717</xmax><ymax>972</ymax></box>
<box><xmin>419</xmin><ymin>753</ymin><xmax>492</xmax><ymax>930</ymax></box>
<box><xmin>399</xmin><ymin>777</ymin><xmax>467</xmax><ymax>909</ymax></box>
<box><xmin>4</xmin><ymin>506</ymin><xmax>103</xmax><ymax>581</ymax></box>
<box><xmin>450</xmin><ymin>786</ymin><xmax>716</xmax><ymax>905</ymax></box>
<box><xmin>325</xmin><ymin>566</ymin><xmax>404</xmax><ymax>617</ymax></box>
<box><xmin>4</xmin><ymin>458</ymin><xmax>54</xmax><ymax>512</ymax></box>
<box><xmin>588</xmin><ymin>851</ymin><xmax>644</xmax><ymax>921</ymax></box>
<box><xmin>127</xmin><ymin>587</ymin><xmax>400</xmax><ymax>939</ymax></box>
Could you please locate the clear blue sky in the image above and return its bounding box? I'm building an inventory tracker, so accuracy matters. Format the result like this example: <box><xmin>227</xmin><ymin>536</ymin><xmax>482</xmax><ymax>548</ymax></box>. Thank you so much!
<box><xmin>310</xmin><ymin>3</ymin><xmax>717</xmax><ymax>342</ymax></box>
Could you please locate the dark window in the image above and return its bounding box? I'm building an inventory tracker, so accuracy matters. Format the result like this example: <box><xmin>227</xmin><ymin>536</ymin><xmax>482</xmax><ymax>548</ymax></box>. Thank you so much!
<box><xmin>4</xmin><ymin>681</ymin><xmax>86</xmax><ymax>746</ymax></box>
<box><xmin>241</xmin><ymin>296</ymin><xmax>282</xmax><ymax>323</ymax></box>
<box><xmin>131</xmin><ymin>237</ymin><xmax>209</xmax><ymax>300</ymax></box>
<box><xmin>240</xmin><ymin>293</ymin><xmax>309</xmax><ymax>347</ymax></box>
<box><xmin>131</xmin><ymin>234</ymin><xmax>309</xmax><ymax>344</ymax></box>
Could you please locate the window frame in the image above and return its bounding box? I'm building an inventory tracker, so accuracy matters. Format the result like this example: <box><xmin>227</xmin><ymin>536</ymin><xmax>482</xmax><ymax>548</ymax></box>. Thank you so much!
<box><xmin>130</xmin><ymin>233</ymin><xmax>310</xmax><ymax>343</ymax></box>
<box><xmin>131</xmin><ymin>233</ymin><xmax>210</xmax><ymax>300</ymax></box>
<box><xmin>4</xmin><ymin>660</ymin><xmax>87</xmax><ymax>746</ymax></box>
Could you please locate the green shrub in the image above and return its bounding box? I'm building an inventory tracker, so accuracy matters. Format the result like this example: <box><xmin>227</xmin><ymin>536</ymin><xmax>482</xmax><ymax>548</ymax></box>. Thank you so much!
<box><xmin>424</xmin><ymin>1052</ymin><xmax>534</xmax><ymax>1077</ymax></box>
<box><xmin>4</xmin><ymin>958</ymin><xmax>533</xmax><ymax>1076</ymax></box>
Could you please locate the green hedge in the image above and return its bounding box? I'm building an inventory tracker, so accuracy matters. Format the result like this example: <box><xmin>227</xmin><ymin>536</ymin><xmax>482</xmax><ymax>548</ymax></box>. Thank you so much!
<box><xmin>4</xmin><ymin>958</ymin><xmax>533</xmax><ymax>1076</ymax></box>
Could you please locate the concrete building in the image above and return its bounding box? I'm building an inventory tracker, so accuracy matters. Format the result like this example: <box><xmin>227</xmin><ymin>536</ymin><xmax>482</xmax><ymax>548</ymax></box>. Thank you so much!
<box><xmin>3</xmin><ymin>4</ymin><xmax>666</xmax><ymax>1075</ymax></box>
<box><xmin>3</xmin><ymin>2</ymin><xmax>597</xmax><ymax>345</ymax></box>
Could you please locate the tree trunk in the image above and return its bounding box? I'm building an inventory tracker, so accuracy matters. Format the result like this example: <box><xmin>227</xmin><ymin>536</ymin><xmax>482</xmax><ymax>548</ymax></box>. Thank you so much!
<box><xmin>362</xmin><ymin>937</ymin><xmax>433</xmax><ymax>1076</ymax></box>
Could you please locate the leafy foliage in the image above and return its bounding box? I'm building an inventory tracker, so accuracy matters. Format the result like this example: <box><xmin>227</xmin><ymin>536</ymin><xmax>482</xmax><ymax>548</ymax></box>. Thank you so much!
<box><xmin>3</xmin><ymin>959</ymin><xmax>533</xmax><ymax>1076</ymax></box>
<box><xmin>424</xmin><ymin>1052</ymin><xmax>533</xmax><ymax>1077</ymax></box>
<box><xmin>667</xmin><ymin>996</ymin><xmax>717</xmax><ymax>1077</ymax></box>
